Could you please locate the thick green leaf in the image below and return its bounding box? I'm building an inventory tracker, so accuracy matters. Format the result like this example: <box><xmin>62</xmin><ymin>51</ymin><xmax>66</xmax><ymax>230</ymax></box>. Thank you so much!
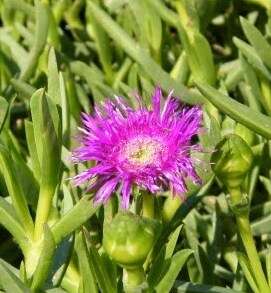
<box><xmin>164</xmin><ymin>176</ymin><xmax>215</xmax><ymax>240</ymax></box>
<box><xmin>224</xmin><ymin>66</ymin><xmax>243</xmax><ymax>91</ymax></box>
<box><xmin>151</xmin><ymin>176</ymin><xmax>214</xmax><ymax>263</ymax></box>
<box><xmin>0</xmin><ymin>97</ymin><xmax>8</xmax><ymax>133</ymax></box>
<box><xmin>170</xmin><ymin>52</ymin><xmax>190</xmax><ymax>84</ymax></box>
<box><xmin>237</xmin><ymin>252</ymin><xmax>259</xmax><ymax>293</ymax></box>
<box><xmin>0</xmin><ymin>197</ymin><xmax>28</xmax><ymax>253</ymax></box>
<box><xmin>0</xmin><ymin>30</ymin><xmax>28</xmax><ymax>69</ymax></box>
<box><xmin>144</xmin><ymin>1</ymin><xmax>162</xmax><ymax>55</ymax></box>
<box><xmin>46</xmin><ymin>289</ymin><xmax>67</xmax><ymax>293</ymax></box>
<box><xmin>70</xmin><ymin>61</ymin><xmax>114</xmax><ymax>100</ymax></box>
<box><xmin>239</xmin><ymin>54</ymin><xmax>262</xmax><ymax>112</ymax></box>
<box><xmin>87</xmin><ymin>1</ymin><xmax>202</xmax><ymax>105</ymax></box>
<box><xmin>148</xmin><ymin>225</ymin><xmax>183</xmax><ymax>289</ymax></box>
<box><xmin>4</xmin><ymin>0</ymin><xmax>35</xmax><ymax>18</ymax></box>
<box><xmin>31</xmin><ymin>225</ymin><xmax>56</xmax><ymax>291</ymax></box>
<box><xmin>20</xmin><ymin>1</ymin><xmax>49</xmax><ymax>81</ymax></box>
<box><xmin>2</xmin><ymin>130</ymin><xmax>38</xmax><ymax>207</ymax></box>
<box><xmin>10</xmin><ymin>79</ymin><xmax>36</xmax><ymax>98</ymax></box>
<box><xmin>266</xmin><ymin>248</ymin><xmax>271</xmax><ymax>287</ymax></box>
<box><xmin>180</xmin><ymin>28</ymin><xmax>216</xmax><ymax>85</ymax></box>
<box><xmin>0</xmin><ymin>259</ymin><xmax>31</xmax><ymax>293</ymax></box>
<box><xmin>113</xmin><ymin>58</ymin><xmax>132</xmax><ymax>90</ymax></box>
<box><xmin>251</xmin><ymin>200</ymin><xmax>271</xmax><ymax>218</ymax></box>
<box><xmin>208</xmin><ymin>204</ymin><xmax>223</xmax><ymax>264</ymax></box>
<box><xmin>129</xmin><ymin>0</ymin><xmax>162</xmax><ymax>59</ymax></box>
<box><xmin>200</xmin><ymin>112</ymin><xmax>221</xmax><ymax>148</ymax></box>
<box><xmin>60</xmin><ymin>72</ymin><xmax>70</xmax><ymax>147</ymax></box>
<box><xmin>63</xmin><ymin>70</ymin><xmax>81</xmax><ymax>120</ymax></box>
<box><xmin>48</xmin><ymin>47</ymin><xmax>61</xmax><ymax>105</ymax></box>
<box><xmin>30</xmin><ymin>89</ymin><xmax>61</xmax><ymax>187</ymax></box>
<box><xmin>47</xmin><ymin>235</ymin><xmax>74</xmax><ymax>287</ymax></box>
<box><xmin>155</xmin><ymin>249</ymin><xmax>193</xmax><ymax>293</ymax></box>
<box><xmin>251</xmin><ymin>214</ymin><xmax>271</xmax><ymax>235</ymax></box>
<box><xmin>240</xmin><ymin>17</ymin><xmax>271</xmax><ymax>69</ymax></box>
<box><xmin>233</xmin><ymin>37</ymin><xmax>271</xmax><ymax>81</ymax></box>
<box><xmin>75</xmin><ymin>232</ymin><xmax>98</xmax><ymax>293</ymax></box>
<box><xmin>185</xmin><ymin>213</ymin><xmax>215</xmax><ymax>284</ymax></box>
<box><xmin>25</xmin><ymin>120</ymin><xmax>41</xmax><ymax>183</ymax></box>
<box><xmin>148</xmin><ymin>247</ymin><xmax>168</xmax><ymax>288</ymax></box>
<box><xmin>195</xmin><ymin>81</ymin><xmax>271</xmax><ymax>139</ymax></box>
<box><xmin>0</xmin><ymin>145</ymin><xmax>34</xmax><ymax>236</ymax></box>
<box><xmin>145</xmin><ymin>0</ymin><xmax>179</xmax><ymax>27</ymax></box>
<box><xmin>175</xmin><ymin>281</ymin><xmax>241</xmax><ymax>292</ymax></box>
<box><xmin>86</xmin><ymin>2</ymin><xmax>113</xmax><ymax>82</ymax></box>
<box><xmin>30</xmin><ymin>89</ymin><xmax>62</xmax><ymax>238</ymax></box>
<box><xmin>165</xmin><ymin>225</ymin><xmax>183</xmax><ymax>259</ymax></box>
<box><xmin>51</xmin><ymin>195</ymin><xmax>99</xmax><ymax>244</ymax></box>
<box><xmin>85</xmin><ymin>235</ymin><xmax>117</xmax><ymax>293</ymax></box>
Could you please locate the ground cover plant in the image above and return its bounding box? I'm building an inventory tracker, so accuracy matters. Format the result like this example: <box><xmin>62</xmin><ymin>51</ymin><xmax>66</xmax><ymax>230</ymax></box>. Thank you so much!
<box><xmin>1</xmin><ymin>0</ymin><xmax>271</xmax><ymax>292</ymax></box>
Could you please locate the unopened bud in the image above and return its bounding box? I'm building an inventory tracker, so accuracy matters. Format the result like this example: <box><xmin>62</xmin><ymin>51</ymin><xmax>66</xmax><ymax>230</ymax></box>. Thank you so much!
<box><xmin>211</xmin><ymin>134</ymin><xmax>253</xmax><ymax>189</ymax></box>
<box><xmin>103</xmin><ymin>212</ymin><xmax>157</xmax><ymax>268</ymax></box>
<box><xmin>235</xmin><ymin>123</ymin><xmax>255</xmax><ymax>146</ymax></box>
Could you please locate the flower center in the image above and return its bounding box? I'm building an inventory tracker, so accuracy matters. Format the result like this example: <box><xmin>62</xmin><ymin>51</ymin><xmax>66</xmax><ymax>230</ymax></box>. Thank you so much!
<box><xmin>122</xmin><ymin>136</ymin><xmax>166</xmax><ymax>167</ymax></box>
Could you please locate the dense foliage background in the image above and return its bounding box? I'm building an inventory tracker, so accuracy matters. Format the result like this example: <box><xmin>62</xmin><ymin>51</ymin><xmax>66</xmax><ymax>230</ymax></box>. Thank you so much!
<box><xmin>1</xmin><ymin>0</ymin><xmax>271</xmax><ymax>292</ymax></box>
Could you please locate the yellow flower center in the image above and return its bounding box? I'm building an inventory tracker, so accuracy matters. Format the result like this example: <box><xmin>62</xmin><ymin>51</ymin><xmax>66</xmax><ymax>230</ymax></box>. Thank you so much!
<box><xmin>123</xmin><ymin>137</ymin><xmax>165</xmax><ymax>167</ymax></box>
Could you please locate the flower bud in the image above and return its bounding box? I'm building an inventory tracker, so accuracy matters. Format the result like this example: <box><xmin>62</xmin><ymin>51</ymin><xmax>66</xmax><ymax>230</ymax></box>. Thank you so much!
<box><xmin>211</xmin><ymin>134</ymin><xmax>253</xmax><ymax>189</ymax></box>
<box><xmin>235</xmin><ymin>123</ymin><xmax>255</xmax><ymax>146</ymax></box>
<box><xmin>103</xmin><ymin>212</ymin><xmax>157</xmax><ymax>268</ymax></box>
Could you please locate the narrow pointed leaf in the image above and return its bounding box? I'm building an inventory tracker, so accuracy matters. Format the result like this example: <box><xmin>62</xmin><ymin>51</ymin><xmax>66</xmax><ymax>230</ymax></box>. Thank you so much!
<box><xmin>51</xmin><ymin>195</ymin><xmax>99</xmax><ymax>244</ymax></box>
<box><xmin>0</xmin><ymin>259</ymin><xmax>31</xmax><ymax>293</ymax></box>
<box><xmin>75</xmin><ymin>232</ymin><xmax>98</xmax><ymax>293</ymax></box>
<box><xmin>155</xmin><ymin>249</ymin><xmax>193</xmax><ymax>293</ymax></box>
<box><xmin>233</xmin><ymin>37</ymin><xmax>271</xmax><ymax>81</ymax></box>
<box><xmin>87</xmin><ymin>1</ymin><xmax>202</xmax><ymax>104</ymax></box>
<box><xmin>0</xmin><ymin>145</ymin><xmax>34</xmax><ymax>236</ymax></box>
<box><xmin>48</xmin><ymin>235</ymin><xmax>74</xmax><ymax>287</ymax></box>
<box><xmin>175</xmin><ymin>281</ymin><xmax>242</xmax><ymax>292</ymax></box>
<box><xmin>48</xmin><ymin>47</ymin><xmax>61</xmax><ymax>105</ymax></box>
<box><xmin>87</xmin><ymin>237</ymin><xmax>116</xmax><ymax>293</ymax></box>
<box><xmin>251</xmin><ymin>214</ymin><xmax>271</xmax><ymax>235</ymax></box>
<box><xmin>240</xmin><ymin>17</ymin><xmax>271</xmax><ymax>69</ymax></box>
<box><xmin>195</xmin><ymin>81</ymin><xmax>271</xmax><ymax>139</ymax></box>
<box><xmin>0</xmin><ymin>97</ymin><xmax>8</xmax><ymax>133</ymax></box>
<box><xmin>20</xmin><ymin>1</ymin><xmax>49</xmax><ymax>81</ymax></box>
<box><xmin>0</xmin><ymin>197</ymin><xmax>28</xmax><ymax>252</ymax></box>
<box><xmin>266</xmin><ymin>248</ymin><xmax>271</xmax><ymax>287</ymax></box>
<box><xmin>25</xmin><ymin>120</ymin><xmax>41</xmax><ymax>182</ymax></box>
<box><xmin>237</xmin><ymin>253</ymin><xmax>259</xmax><ymax>293</ymax></box>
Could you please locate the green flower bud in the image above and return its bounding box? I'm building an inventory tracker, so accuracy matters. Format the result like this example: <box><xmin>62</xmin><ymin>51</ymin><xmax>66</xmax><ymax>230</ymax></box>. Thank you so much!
<box><xmin>235</xmin><ymin>123</ymin><xmax>255</xmax><ymax>146</ymax></box>
<box><xmin>211</xmin><ymin>134</ymin><xmax>254</xmax><ymax>189</ymax></box>
<box><xmin>103</xmin><ymin>212</ymin><xmax>157</xmax><ymax>268</ymax></box>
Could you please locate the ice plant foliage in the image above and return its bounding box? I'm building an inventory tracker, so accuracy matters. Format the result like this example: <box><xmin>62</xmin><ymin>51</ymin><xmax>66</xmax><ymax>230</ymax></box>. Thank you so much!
<box><xmin>72</xmin><ymin>88</ymin><xmax>202</xmax><ymax>208</ymax></box>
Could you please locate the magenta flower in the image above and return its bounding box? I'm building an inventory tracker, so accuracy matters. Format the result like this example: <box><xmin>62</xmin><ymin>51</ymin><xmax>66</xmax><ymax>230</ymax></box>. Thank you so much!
<box><xmin>72</xmin><ymin>88</ymin><xmax>203</xmax><ymax>208</ymax></box>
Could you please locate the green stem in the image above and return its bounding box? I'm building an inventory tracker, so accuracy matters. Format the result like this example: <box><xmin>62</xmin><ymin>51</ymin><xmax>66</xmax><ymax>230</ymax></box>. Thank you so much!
<box><xmin>230</xmin><ymin>187</ymin><xmax>270</xmax><ymax>293</ymax></box>
<box><xmin>142</xmin><ymin>191</ymin><xmax>154</xmax><ymax>219</ymax></box>
<box><xmin>34</xmin><ymin>186</ymin><xmax>54</xmax><ymax>240</ymax></box>
<box><xmin>123</xmin><ymin>267</ymin><xmax>146</xmax><ymax>292</ymax></box>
